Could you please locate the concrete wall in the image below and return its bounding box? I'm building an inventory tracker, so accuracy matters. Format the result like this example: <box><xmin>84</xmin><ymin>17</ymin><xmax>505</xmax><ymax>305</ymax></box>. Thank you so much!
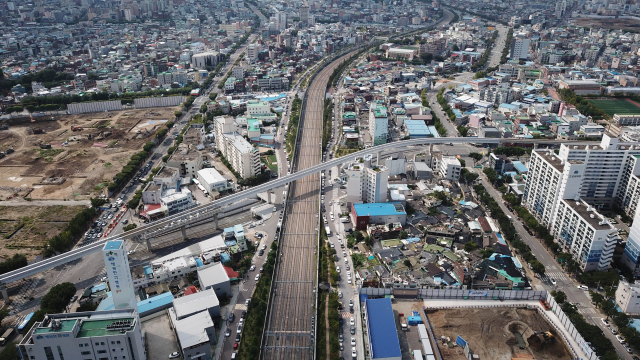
<box><xmin>68</xmin><ymin>100</ymin><xmax>123</xmax><ymax>114</ymax></box>
<box><xmin>134</xmin><ymin>96</ymin><xmax>187</xmax><ymax>109</ymax></box>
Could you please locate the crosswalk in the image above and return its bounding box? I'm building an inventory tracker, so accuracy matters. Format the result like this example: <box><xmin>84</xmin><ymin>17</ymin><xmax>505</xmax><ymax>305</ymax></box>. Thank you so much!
<box><xmin>10</xmin><ymin>275</ymin><xmax>43</xmax><ymax>313</ymax></box>
<box><xmin>340</xmin><ymin>312</ymin><xmax>352</xmax><ymax>319</ymax></box>
<box><xmin>578</xmin><ymin>307</ymin><xmax>596</xmax><ymax>315</ymax></box>
<box><xmin>542</xmin><ymin>272</ymin><xmax>570</xmax><ymax>282</ymax></box>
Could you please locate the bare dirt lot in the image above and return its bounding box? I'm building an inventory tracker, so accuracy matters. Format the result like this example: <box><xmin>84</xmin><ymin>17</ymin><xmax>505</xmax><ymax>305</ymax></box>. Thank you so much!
<box><xmin>0</xmin><ymin>107</ymin><xmax>178</xmax><ymax>201</ymax></box>
<box><xmin>573</xmin><ymin>17</ymin><xmax>640</xmax><ymax>31</ymax></box>
<box><xmin>427</xmin><ymin>307</ymin><xmax>572</xmax><ymax>360</ymax></box>
<box><xmin>0</xmin><ymin>205</ymin><xmax>86</xmax><ymax>260</ymax></box>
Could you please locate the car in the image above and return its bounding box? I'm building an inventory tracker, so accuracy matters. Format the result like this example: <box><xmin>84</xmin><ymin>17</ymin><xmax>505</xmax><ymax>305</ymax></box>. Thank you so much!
<box><xmin>549</xmin><ymin>277</ymin><xmax>556</xmax><ymax>286</ymax></box>
<box><xmin>340</xmin><ymin>342</ymin><xmax>344</xmax><ymax>351</ymax></box>
<box><xmin>71</xmin><ymin>295</ymin><xmax>78</xmax><ymax>302</ymax></box>
<box><xmin>352</xmin><ymin>349</ymin><xmax>357</xmax><ymax>358</ymax></box>
<box><xmin>261</xmin><ymin>244</ymin><xmax>267</xmax><ymax>250</ymax></box>
<box><xmin>259</xmin><ymin>249</ymin><xmax>264</xmax><ymax>256</ymax></box>
<box><xmin>609</xmin><ymin>327</ymin><xmax>617</xmax><ymax>334</ymax></box>
<box><xmin>347</xmin><ymin>278</ymin><xmax>352</xmax><ymax>284</ymax></box>
<box><xmin>349</xmin><ymin>299</ymin><xmax>353</xmax><ymax>307</ymax></box>
<box><xmin>169</xmin><ymin>352</ymin><xmax>180</xmax><ymax>359</ymax></box>
<box><xmin>350</xmin><ymin>318</ymin><xmax>355</xmax><ymax>326</ymax></box>
<box><xmin>624</xmin><ymin>344</ymin><xmax>633</xmax><ymax>353</ymax></box>
<box><xmin>578</xmin><ymin>285</ymin><xmax>589</xmax><ymax>291</ymax></box>
<box><xmin>101</xmin><ymin>277</ymin><xmax>108</xmax><ymax>282</ymax></box>
<box><xmin>338</xmin><ymin>291</ymin><xmax>343</xmax><ymax>298</ymax></box>
<box><xmin>245</xmin><ymin>299</ymin><xmax>250</xmax><ymax>306</ymax></box>
<box><xmin>351</xmin><ymin>337</ymin><xmax>356</xmax><ymax>346</ymax></box>
<box><xmin>235</xmin><ymin>334</ymin><xmax>241</xmax><ymax>342</ymax></box>
<box><xmin>260</xmin><ymin>267</ymin><xmax>264</xmax><ymax>273</ymax></box>
<box><xmin>601</xmin><ymin>318</ymin><xmax>609</xmax><ymax>326</ymax></box>
<box><xmin>336</xmin><ymin>266</ymin><xmax>340</xmax><ymax>273</ymax></box>
<box><xmin>225</xmin><ymin>328</ymin><xmax>231</xmax><ymax>337</ymax></box>
<box><xmin>241</xmin><ymin>311</ymin><xmax>246</xmax><ymax>319</ymax></box>
<box><xmin>616</xmin><ymin>335</ymin><xmax>626</xmax><ymax>343</ymax></box>
<box><xmin>229</xmin><ymin>313</ymin><xmax>235</xmax><ymax>322</ymax></box>
<box><xmin>233</xmin><ymin>343</ymin><xmax>239</xmax><ymax>350</ymax></box>
<box><xmin>255</xmin><ymin>274</ymin><xmax>260</xmax><ymax>281</ymax></box>
<box><xmin>237</xmin><ymin>324</ymin><xmax>243</xmax><ymax>334</ymax></box>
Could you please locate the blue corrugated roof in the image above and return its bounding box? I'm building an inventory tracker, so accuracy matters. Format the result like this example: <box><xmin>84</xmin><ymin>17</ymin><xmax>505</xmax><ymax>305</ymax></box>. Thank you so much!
<box><xmin>195</xmin><ymin>258</ymin><xmax>203</xmax><ymax>267</ymax></box>
<box><xmin>138</xmin><ymin>292</ymin><xmax>174</xmax><ymax>314</ymax></box>
<box><xmin>353</xmin><ymin>203</ymin><xmax>406</xmax><ymax>217</ymax></box>
<box><xmin>365</xmin><ymin>298</ymin><xmax>402</xmax><ymax>359</ymax></box>
<box><xmin>512</xmin><ymin>161</ymin><xmax>528</xmax><ymax>173</ymax></box>
<box><xmin>91</xmin><ymin>283</ymin><xmax>107</xmax><ymax>293</ymax></box>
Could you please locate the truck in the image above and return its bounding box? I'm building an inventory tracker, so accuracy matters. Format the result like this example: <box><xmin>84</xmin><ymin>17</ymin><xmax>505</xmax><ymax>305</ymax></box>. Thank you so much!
<box><xmin>39</xmin><ymin>144</ymin><xmax>52</xmax><ymax>149</ymax></box>
<box><xmin>325</xmin><ymin>225</ymin><xmax>332</xmax><ymax>237</ymax></box>
<box><xmin>71</xmin><ymin>125</ymin><xmax>83</xmax><ymax>131</ymax></box>
<box><xmin>32</xmin><ymin>128</ymin><xmax>46</xmax><ymax>134</ymax></box>
<box><xmin>0</xmin><ymin>328</ymin><xmax>14</xmax><ymax>345</ymax></box>
<box><xmin>0</xmin><ymin>125</ymin><xmax>8</xmax><ymax>130</ymax></box>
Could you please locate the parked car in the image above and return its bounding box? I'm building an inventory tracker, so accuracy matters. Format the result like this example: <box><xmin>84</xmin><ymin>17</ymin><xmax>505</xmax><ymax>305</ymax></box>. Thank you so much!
<box><xmin>225</xmin><ymin>328</ymin><xmax>231</xmax><ymax>337</ymax></box>
<box><xmin>169</xmin><ymin>352</ymin><xmax>180</xmax><ymax>359</ymax></box>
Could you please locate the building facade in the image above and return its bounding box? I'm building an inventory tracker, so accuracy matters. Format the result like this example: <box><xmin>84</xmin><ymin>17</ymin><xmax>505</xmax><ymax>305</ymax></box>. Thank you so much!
<box><xmin>369</xmin><ymin>102</ymin><xmax>389</xmax><ymax>146</ymax></box>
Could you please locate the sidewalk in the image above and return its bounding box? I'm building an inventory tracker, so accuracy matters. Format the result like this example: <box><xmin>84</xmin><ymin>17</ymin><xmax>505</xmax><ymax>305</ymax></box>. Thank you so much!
<box><xmin>213</xmin><ymin>285</ymin><xmax>241</xmax><ymax>360</ymax></box>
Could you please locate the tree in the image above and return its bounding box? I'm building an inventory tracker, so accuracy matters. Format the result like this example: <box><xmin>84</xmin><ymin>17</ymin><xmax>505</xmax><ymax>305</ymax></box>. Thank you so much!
<box><xmin>76</xmin><ymin>302</ymin><xmax>98</xmax><ymax>312</ymax></box>
<box><xmin>399</xmin><ymin>231</ymin><xmax>408</xmax><ymax>239</ymax></box>
<box><xmin>463</xmin><ymin>172</ymin><xmax>479</xmax><ymax>184</ymax></box>
<box><xmin>364</xmin><ymin>235</ymin><xmax>373</xmax><ymax>248</ymax></box>
<box><xmin>123</xmin><ymin>224</ymin><xmax>137</xmax><ymax>232</ymax></box>
<box><xmin>90</xmin><ymin>198</ymin><xmax>108</xmax><ymax>208</ymax></box>
<box><xmin>601</xmin><ymin>300</ymin><xmax>617</xmax><ymax>320</ymax></box>
<box><xmin>530</xmin><ymin>260</ymin><xmax>546</xmax><ymax>276</ymax></box>
<box><xmin>209</xmin><ymin>93</ymin><xmax>218</xmax><ymax>101</ymax></box>
<box><xmin>40</xmin><ymin>282</ymin><xmax>77</xmax><ymax>313</ymax></box>
<box><xmin>590</xmin><ymin>291</ymin><xmax>605</xmax><ymax>308</ymax></box>
<box><xmin>0</xmin><ymin>307</ymin><xmax>10</xmax><ymax>326</ymax></box>
<box><xmin>483</xmin><ymin>167</ymin><xmax>499</xmax><ymax>183</ymax></box>
<box><xmin>550</xmin><ymin>290</ymin><xmax>567</xmax><ymax>304</ymax></box>
<box><xmin>0</xmin><ymin>342</ymin><xmax>19</xmax><ymax>360</ymax></box>
<box><xmin>403</xmin><ymin>259</ymin><xmax>412</xmax><ymax>269</ymax></box>
<box><xmin>452</xmin><ymin>44</ymin><xmax>460</xmax><ymax>51</ymax></box>
<box><xmin>354</xmin><ymin>231</ymin><xmax>364</xmax><ymax>243</ymax></box>
<box><xmin>464</xmin><ymin>241</ymin><xmax>478</xmax><ymax>252</ymax></box>
<box><xmin>469</xmin><ymin>152</ymin><xmax>483</xmax><ymax>165</ymax></box>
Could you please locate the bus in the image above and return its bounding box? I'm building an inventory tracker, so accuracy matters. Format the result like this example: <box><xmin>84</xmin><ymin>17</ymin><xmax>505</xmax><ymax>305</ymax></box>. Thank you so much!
<box><xmin>0</xmin><ymin>328</ymin><xmax>15</xmax><ymax>345</ymax></box>
<box><xmin>17</xmin><ymin>312</ymin><xmax>34</xmax><ymax>334</ymax></box>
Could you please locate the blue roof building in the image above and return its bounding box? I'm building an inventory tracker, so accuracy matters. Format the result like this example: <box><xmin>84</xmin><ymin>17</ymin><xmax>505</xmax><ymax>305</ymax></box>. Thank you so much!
<box><xmin>405</xmin><ymin>119</ymin><xmax>433</xmax><ymax>138</ymax></box>
<box><xmin>364</xmin><ymin>298</ymin><xmax>402</xmax><ymax>360</ymax></box>
<box><xmin>352</xmin><ymin>203</ymin><xmax>407</xmax><ymax>230</ymax></box>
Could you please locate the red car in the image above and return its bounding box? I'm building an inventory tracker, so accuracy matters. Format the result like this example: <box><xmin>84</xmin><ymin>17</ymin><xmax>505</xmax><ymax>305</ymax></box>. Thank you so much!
<box><xmin>233</xmin><ymin>343</ymin><xmax>239</xmax><ymax>350</ymax></box>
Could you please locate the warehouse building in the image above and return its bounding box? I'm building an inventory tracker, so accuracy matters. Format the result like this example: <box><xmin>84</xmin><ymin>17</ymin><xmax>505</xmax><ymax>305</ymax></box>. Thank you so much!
<box><xmin>197</xmin><ymin>168</ymin><xmax>229</xmax><ymax>193</ymax></box>
<box><xmin>351</xmin><ymin>203</ymin><xmax>407</xmax><ymax>230</ymax></box>
<box><xmin>363</xmin><ymin>298</ymin><xmax>402</xmax><ymax>360</ymax></box>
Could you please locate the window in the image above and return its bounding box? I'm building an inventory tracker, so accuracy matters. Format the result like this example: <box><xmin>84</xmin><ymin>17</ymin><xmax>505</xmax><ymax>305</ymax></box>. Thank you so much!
<box><xmin>98</xmin><ymin>350</ymin><xmax>107</xmax><ymax>354</ymax></box>
<box><xmin>57</xmin><ymin>346</ymin><xmax>65</xmax><ymax>360</ymax></box>
<box><xmin>81</xmin><ymin>351</ymin><xmax>91</xmax><ymax>355</ymax></box>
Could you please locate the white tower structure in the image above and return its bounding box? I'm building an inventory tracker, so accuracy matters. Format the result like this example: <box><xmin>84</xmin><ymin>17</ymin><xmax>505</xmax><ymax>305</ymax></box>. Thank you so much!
<box><xmin>103</xmin><ymin>240</ymin><xmax>138</xmax><ymax>311</ymax></box>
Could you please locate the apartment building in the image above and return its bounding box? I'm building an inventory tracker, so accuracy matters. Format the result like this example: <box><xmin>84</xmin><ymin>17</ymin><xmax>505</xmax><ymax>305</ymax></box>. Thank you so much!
<box><xmin>345</xmin><ymin>156</ymin><xmax>389</xmax><ymax>205</ymax></box>
<box><xmin>552</xmin><ymin>199</ymin><xmax>618</xmax><ymax>272</ymax></box>
<box><xmin>615</xmin><ymin>280</ymin><xmax>640</xmax><ymax>313</ymax></box>
<box><xmin>166</xmin><ymin>146</ymin><xmax>203</xmax><ymax>181</ymax></box>
<box><xmin>18</xmin><ymin>309</ymin><xmax>146</xmax><ymax>360</ymax></box>
<box><xmin>191</xmin><ymin>51</ymin><xmax>221</xmax><ymax>69</ymax></box>
<box><xmin>439</xmin><ymin>156</ymin><xmax>461</xmax><ymax>181</ymax></box>
<box><xmin>247</xmin><ymin>43</ymin><xmax>261</xmax><ymax>63</ymax></box>
<box><xmin>613</xmin><ymin>114</ymin><xmax>640</xmax><ymax>127</ymax></box>
<box><xmin>622</xmin><ymin>207</ymin><xmax>640</xmax><ymax>277</ymax></box>
<box><xmin>524</xmin><ymin>135</ymin><xmax>640</xmax><ymax>228</ymax></box>
<box><xmin>213</xmin><ymin>117</ymin><xmax>260</xmax><ymax>179</ymax></box>
<box><xmin>369</xmin><ymin>102</ymin><xmax>389</xmax><ymax>146</ymax></box>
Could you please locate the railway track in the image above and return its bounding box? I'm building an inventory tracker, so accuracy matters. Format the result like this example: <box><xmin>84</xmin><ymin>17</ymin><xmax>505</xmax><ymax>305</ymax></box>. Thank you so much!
<box><xmin>261</xmin><ymin>52</ymin><xmax>354</xmax><ymax>360</ymax></box>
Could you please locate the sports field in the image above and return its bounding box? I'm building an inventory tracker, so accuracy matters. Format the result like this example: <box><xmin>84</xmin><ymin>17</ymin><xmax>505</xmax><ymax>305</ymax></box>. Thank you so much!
<box><xmin>587</xmin><ymin>99</ymin><xmax>640</xmax><ymax>117</ymax></box>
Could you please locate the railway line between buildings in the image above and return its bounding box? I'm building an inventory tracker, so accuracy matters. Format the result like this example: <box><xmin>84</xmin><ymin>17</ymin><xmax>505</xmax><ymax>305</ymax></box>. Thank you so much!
<box><xmin>260</xmin><ymin>51</ymin><xmax>355</xmax><ymax>360</ymax></box>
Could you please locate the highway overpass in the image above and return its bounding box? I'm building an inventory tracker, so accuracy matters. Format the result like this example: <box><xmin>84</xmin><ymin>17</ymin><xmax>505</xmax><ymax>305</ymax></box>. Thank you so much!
<box><xmin>0</xmin><ymin>136</ymin><xmax>568</xmax><ymax>286</ymax></box>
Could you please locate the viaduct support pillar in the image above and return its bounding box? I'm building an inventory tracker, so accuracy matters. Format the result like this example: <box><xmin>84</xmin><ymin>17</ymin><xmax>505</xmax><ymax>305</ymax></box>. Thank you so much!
<box><xmin>213</xmin><ymin>213</ymin><xmax>219</xmax><ymax>229</ymax></box>
<box><xmin>181</xmin><ymin>225</ymin><xmax>187</xmax><ymax>241</ymax></box>
<box><xmin>0</xmin><ymin>283</ymin><xmax>8</xmax><ymax>303</ymax></box>
<box><xmin>146</xmin><ymin>238</ymin><xmax>153</xmax><ymax>252</ymax></box>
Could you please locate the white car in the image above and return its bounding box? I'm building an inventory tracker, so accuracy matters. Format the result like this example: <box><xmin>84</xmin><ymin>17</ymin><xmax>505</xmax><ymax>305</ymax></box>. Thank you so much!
<box><xmin>237</xmin><ymin>324</ymin><xmax>243</xmax><ymax>334</ymax></box>
<box><xmin>255</xmin><ymin>274</ymin><xmax>260</xmax><ymax>281</ymax></box>
<box><xmin>350</xmin><ymin>318</ymin><xmax>355</xmax><ymax>326</ymax></box>
<box><xmin>250</xmin><ymin>265</ymin><xmax>256</xmax><ymax>271</ymax></box>
<box><xmin>336</xmin><ymin>266</ymin><xmax>340</xmax><ymax>273</ymax></box>
<box><xmin>549</xmin><ymin>278</ymin><xmax>556</xmax><ymax>286</ymax></box>
<box><xmin>352</xmin><ymin>348</ymin><xmax>357</xmax><ymax>358</ymax></box>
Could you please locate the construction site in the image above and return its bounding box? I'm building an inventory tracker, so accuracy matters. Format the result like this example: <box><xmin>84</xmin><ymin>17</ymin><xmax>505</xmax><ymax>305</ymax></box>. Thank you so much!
<box><xmin>0</xmin><ymin>106</ymin><xmax>178</xmax><ymax>201</ymax></box>
<box><xmin>426</xmin><ymin>307</ymin><xmax>573</xmax><ymax>360</ymax></box>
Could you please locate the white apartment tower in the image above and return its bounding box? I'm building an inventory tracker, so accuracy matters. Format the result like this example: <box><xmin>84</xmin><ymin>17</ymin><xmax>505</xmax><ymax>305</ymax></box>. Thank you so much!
<box><xmin>275</xmin><ymin>11</ymin><xmax>287</xmax><ymax>30</ymax></box>
<box><xmin>103</xmin><ymin>240</ymin><xmax>138</xmax><ymax>311</ymax></box>
<box><xmin>214</xmin><ymin>117</ymin><xmax>260</xmax><ymax>179</ymax></box>
<box><xmin>510</xmin><ymin>37</ymin><xmax>531</xmax><ymax>60</ymax></box>
<box><xmin>344</xmin><ymin>156</ymin><xmax>389</xmax><ymax>205</ymax></box>
<box><xmin>369</xmin><ymin>102</ymin><xmax>389</xmax><ymax>146</ymax></box>
<box><xmin>551</xmin><ymin>199</ymin><xmax>618</xmax><ymax>272</ymax></box>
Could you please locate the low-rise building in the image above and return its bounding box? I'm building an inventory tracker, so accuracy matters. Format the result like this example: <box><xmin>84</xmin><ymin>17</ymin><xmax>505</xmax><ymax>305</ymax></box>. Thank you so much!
<box><xmin>439</xmin><ymin>156</ymin><xmax>461</xmax><ymax>181</ymax></box>
<box><xmin>197</xmin><ymin>262</ymin><xmax>231</xmax><ymax>298</ymax></box>
<box><xmin>197</xmin><ymin>168</ymin><xmax>229</xmax><ymax>193</ymax></box>
<box><xmin>351</xmin><ymin>203</ymin><xmax>407</xmax><ymax>230</ymax></box>
<box><xmin>18</xmin><ymin>309</ymin><xmax>146</xmax><ymax>360</ymax></box>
